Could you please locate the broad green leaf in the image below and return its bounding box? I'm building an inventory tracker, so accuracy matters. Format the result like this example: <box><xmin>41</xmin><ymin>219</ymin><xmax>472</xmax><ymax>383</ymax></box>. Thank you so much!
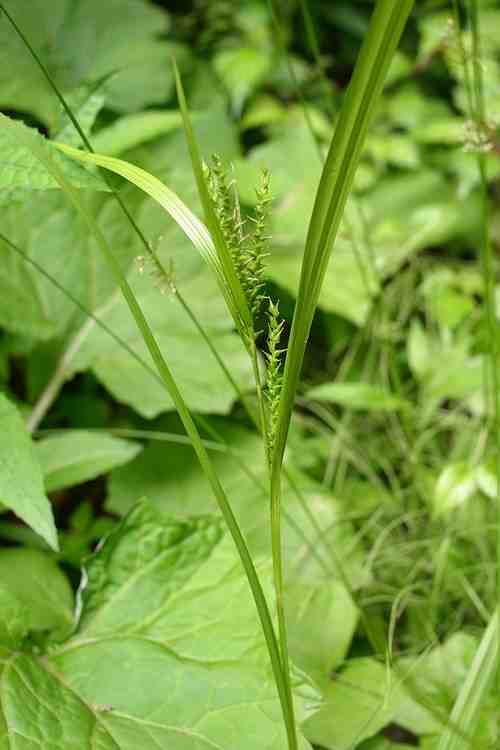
<box><xmin>421</xmin><ymin>270</ymin><xmax>475</xmax><ymax>330</ymax></box>
<box><xmin>108</xmin><ymin>419</ymin><xmax>366</xmax><ymax>711</ymax></box>
<box><xmin>417</xmin><ymin>12</ymin><xmax>451</xmax><ymax>64</ymax></box>
<box><xmin>0</xmin><ymin>547</ymin><xmax>73</xmax><ymax>641</ymax></box>
<box><xmin>0</xmin><ymin>393</ymin><xmax>57</xmax><ymax>549</ymax></box>
<box><xmin>107</xmin><ymin>420</ymin><xmax>265</xmax><ymax>519</ymax></box>
<box><xmin>0</xmin><ymin>187</ymin><xmax>142</xmax><ymax>340</ymax></box>
<box><xmin>0</xmin><ymin>585</ymin><xmax>28</xmax><ymax>650</ymax></box>
<box><xmin>36</xmin><ymin>431</ymin><xmax>142</xmax><ymax>492</ymax></box>
<box><xmin>0</xmin><ymin>0</ymin><xmax>178</xmax><ymax>127</ymax></box>
<box><xmin>408</xmin><ymin>319</ymin><xmax>432</xmax><ymax>378</ymax></box>
<box><xmin>107</xmin><ymin>421</ymin><xmax>367</xmax><ymax>588</ymax></box>
<box><xmin>384</xmin><ymin>83</ymin><xmax>452</xmax><ymax>131</ymax></box>
<box><xmin>285</xmin><ymin>580</ymin><xmax>358</xmax><ymax>685</ymax></box>
<box><xmin>0</xmin><ymin>501</ymin><xmax>316</xmax><ymax>749</ymax></box>
<box><xmin>0</xmin><ymin>116</ymin><xmax>107</xmax><ymax>197</ymax></box>
<box><xmin>302</xmin><ymin>659</ymin><xmax>401</xmax><ymax>749</ymax></box>
<box><xmin>364</xmin><ymin>132</ymin><xmax>420</xmax><ymax>169</ymax></box>
<box><xmin>214</xmin><ymin>46</ymin><xmax>271</xmax><ymax>113</ymax></box>
<box><xmin>76</xmin><ymin>501</ymin><xmax>226</xmax><ymax>642</ymax></box>
<box><xmin>52</xmin><ymin>86</ymin><xmax>106</xmax><ymax>147</ymax></box>
<box><xmin>433</xmin><ymin>463</ymin><xmax>478</xmax><ymax>517</ymax></box>
<box><xmin>92</xmin><ymin>110</ymin><xmax>186</xmax><ymax>156</ymax></box>
<box><xmin>475</xmin><ymin>460</ymin><xmax>500</xmax><ymax>499</ymax></box>
<box><xmin>306</xmin><ymin>382</ymin><xmax>409</xmax><ymax>412</ymax></box>
<box><xmin>240</xmin><ymin>94</ymin><xmax>287</xmax><ymax>130</ymax></box>
<box><xmin>69</xmin><ymin>261</ymin><xmax>253</xmax><ymax>417</ymax></box>
<box><xmin>413</xmin><ymin>117</ymin><xmax>466</xmax><ymax>145</ymax></box>
<box><xmin>416</xmin><ymin>335</ymin><xmax>484</xmax><ymax>418</ymax></box>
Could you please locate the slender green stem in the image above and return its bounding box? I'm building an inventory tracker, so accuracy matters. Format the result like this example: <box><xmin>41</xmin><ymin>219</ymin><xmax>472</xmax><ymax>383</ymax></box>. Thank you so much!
<box><xmin>298</xmin><ymin>0</ymin><xmax>326</xmax><ymax>81</ymax></box>
<box><xmin>452</xmin><ymin>1</ymin><xmax>475</xmax><ymax>122</ymax></box>
<box><xmin>175</xmin><ymin>273</ymin><xmax>336</xmax><ymax>580</ymax></box>
<box><xmin>174</xmin><ymin>286</ymin><xmax>260</xmax><ymax>423</ymax></box>
<box><xmin>267</xmin><ymin>0</ymin><xmax>324</xmax><ymax>164</ymax></box>
<box><xmin>0</xmin><ymin>234</ymin><xmax>161</xmax><ymax>387</ymax></box>
<box><xmin>468</xmin><ymin>0</ymin><xmax>500</xmax><ymax>683</ymax></box>
<box><xmin>251</xmin><ymin>335</ymin><xmax>297</xmax><ymax>747</ymax></box>
<box><xmin>249</xmin><ymin>340</ymin><xmax>269</xmax><ymax>446</ymax></box>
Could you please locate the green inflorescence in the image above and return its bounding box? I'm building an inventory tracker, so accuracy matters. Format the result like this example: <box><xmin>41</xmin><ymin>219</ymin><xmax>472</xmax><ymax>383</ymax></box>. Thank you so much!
<box><xmin>206</xmin><ymin>154</ymin><xmax>269</xmax><ymax>324</ymax></box>
<box><xmin>265</xmin><ymin>299</ymin><xmax>286</xmax><ymax>461</ymax></box>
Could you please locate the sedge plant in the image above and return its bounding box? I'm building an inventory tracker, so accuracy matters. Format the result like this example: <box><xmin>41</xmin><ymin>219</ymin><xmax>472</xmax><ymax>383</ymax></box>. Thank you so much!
<box><xmin>0</xmin><ymin>1</ymin><xmax>414</xmax><ymax>747</ymax></box>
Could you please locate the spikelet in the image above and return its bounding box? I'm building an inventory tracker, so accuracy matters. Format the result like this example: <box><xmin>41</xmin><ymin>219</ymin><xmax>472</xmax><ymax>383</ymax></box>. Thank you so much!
<box><xmin>463</xmin><ymin>118</ymin><xmax>495</xmax><ymax>153</ymax></box>
<box><xmin>265</xmin><ymin>299</ymin><xmax>286</xmax><ymax>461</ymax></box>
<box><xmin>135</xmin><ymin>236</ymin><xmax>176</xmax><ymax>296</ymax></box>
<box><xmin>206</xmin><ymin>154</ymin><xmax>242</xmax><ymax>259</ymax></box>
<box><xmin>243</xmin><ymin>169</ymin><xmax>270</xmax><ymax>319</ymax></box>
<box><xmin>206</xmin><ymin>154</ymin><xmax>271</xmax><ymax>328</ymax></box>
<box><xmin>445</xmin><ymin>14</ymin><xmax>497</xmax><ymax>154</ymax></box>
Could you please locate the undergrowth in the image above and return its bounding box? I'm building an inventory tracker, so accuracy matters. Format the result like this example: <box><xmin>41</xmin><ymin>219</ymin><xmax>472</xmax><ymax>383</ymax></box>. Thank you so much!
<box><xmin>0</xmin><ymin>1</ymin><xmax>499</xmax><ymax>749</ymax></box>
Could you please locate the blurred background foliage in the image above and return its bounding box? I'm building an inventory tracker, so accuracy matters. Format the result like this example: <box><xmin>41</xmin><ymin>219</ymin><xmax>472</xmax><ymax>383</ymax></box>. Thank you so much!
<box><xmin>1</xmin><ymin>1</ymin><xmax>500</xmax><ymax>747</ymax></box>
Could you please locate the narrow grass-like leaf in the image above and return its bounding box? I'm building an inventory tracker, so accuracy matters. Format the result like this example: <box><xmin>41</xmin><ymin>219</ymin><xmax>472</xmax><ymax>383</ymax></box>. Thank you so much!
<box><xmin>272</xmin><ymin>0</ymin><xmax>415</xmax><ymax>477</ymax></box>
<box><xmin>55</xmin><ymin>142</ymin><xmax>220</xmax><ymax>274</ymax></box>
<box><xmin>437</xmin><ymin>608</ymin><xmax>499</xmax><ymax>750</ymax></box>
<box><xmin>54</xmin><ymin>141</ymin><xmax>249</xmax><ymax>339</ymax></box>
<box><xmin>266</xmin><ymin>4</ymin><xmax>414</xmax><ymax>743</ymax></box>
<box><xmin>0</xmin><ymin>112</ymin><xmax>293</xmax><ymax>748</ymax></box>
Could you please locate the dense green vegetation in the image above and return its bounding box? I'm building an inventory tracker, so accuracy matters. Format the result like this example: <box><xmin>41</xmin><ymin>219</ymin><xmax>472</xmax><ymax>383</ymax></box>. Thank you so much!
<box><xmin>1</xmin><ymin>1</ymin><xmax>500</xmax><ymax>748</ymax></box>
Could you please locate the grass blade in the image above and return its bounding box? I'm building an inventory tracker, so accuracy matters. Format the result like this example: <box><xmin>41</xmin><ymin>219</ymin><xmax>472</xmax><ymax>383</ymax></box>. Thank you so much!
<box><xmin>437</xmin><ymin>608</ymin><xmax>499</xmax><ymax>750</ymax></box>
<box><xmin>55</xmin><ymin>141</ymin><xmax>260</xmax><ymax>360</ymax></box>
<box><xmin>272</xmin><ymin>0</ymin><xmax>415</xmax><ymax>477</ymax></box>
<box><xmin>266</xmin><ymin>2</ymin><xmax>414</xmax><ymax>741</ymax></box>
<box><xmin>54</xmin><ymin>142</ymin><xmax>224</xmax><ymax>284</ymax></box>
